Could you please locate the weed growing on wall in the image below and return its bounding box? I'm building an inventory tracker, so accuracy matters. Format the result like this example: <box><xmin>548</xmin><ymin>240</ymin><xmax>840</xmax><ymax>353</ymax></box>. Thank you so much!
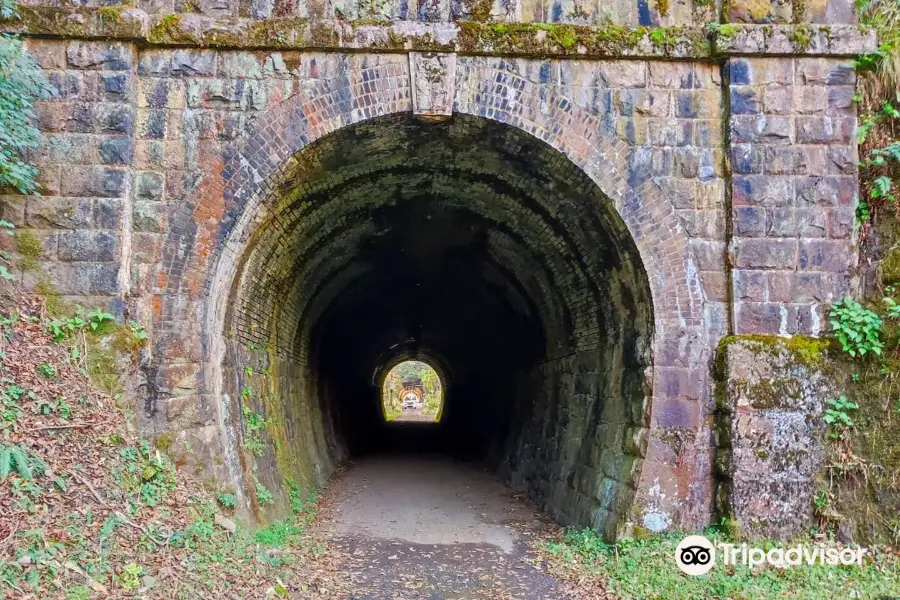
<box><xmin>0</xmin><ymin>3</ymin><xmax>52</xmax><ymax>195</ymax></box>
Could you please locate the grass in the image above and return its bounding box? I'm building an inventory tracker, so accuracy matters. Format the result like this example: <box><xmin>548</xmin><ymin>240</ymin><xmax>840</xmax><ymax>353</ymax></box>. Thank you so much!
<box><xmin>538</xmin><ymin>528</ymin><xmax>900</xmax><ymax>599</ymax></box>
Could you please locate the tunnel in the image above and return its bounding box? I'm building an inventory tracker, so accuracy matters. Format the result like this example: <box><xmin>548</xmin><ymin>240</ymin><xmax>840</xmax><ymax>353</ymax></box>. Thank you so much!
<box><xmin>217</xmin><ymin>114</ymin><xmax>654</xmax><ymax>537</ymax></box>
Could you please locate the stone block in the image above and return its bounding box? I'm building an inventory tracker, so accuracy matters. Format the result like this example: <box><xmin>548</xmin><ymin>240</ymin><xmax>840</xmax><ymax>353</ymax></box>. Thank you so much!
<box><xmin>795</xmin><ymin>116</ymin><xmax>855</xmax><ymax>145</ymax></box>
<box><xmin>762</xmin><ymin>85</ymin><xmax>792</xmax><ymax>114</ymax></box>
<box><xmin>796</xmin><ymin>59</ymin><xmax>855</xmax><ymax>86</ymax></box>
<box><xmin>96</xmin><ymin>199</ymin><xmax>125</xmax><ymax>230</ymax></box>
<box><xmin>171</xmin><ymin>50</ymin><xmax>217</xmax><ymax>77</ymax></box>
<box><xmin>716</xmin><ymin>336</ymin><xmax>839</xmax><ymax>538</ymax></box>
<box><xmin>733</xmin><ymin>270</ymin><xmax>767</xmax><ymax>301</ymax></box>
<box><xmin>597</xmin><ymin>61</ymin><xmax>647</xmax><ymax>89</ymax></box>
<box><xmin>25</xmin><ymin>197</ymin><xmax>93</xmax><ymax>229</ymax></box>
<box><xmin>734</xmin><ymin>176</ymin><xmax>793</xmax><ymax>210</ymax></box>
<box><xmin>59</xmin><ymin>166</ymin><xmax>126</xmax><ymax>198</ymax></box>
<box><xmin>135</xmin><ymin>171</ymin><xmax>165</xmax><ymax>201</ymax></box>
<box><xmin>731</xmin><ymin>144</ymin><xmax>763</xmax><ymax>174</ymax></box>
<box><xmin>101</xmin><ymin>73</ymin><xmax>132</xmax><ymax>102</ymax></box>
<box><xmin>795</xmin><ymin>176</ymin><xmax>857</xmax><ymax>206</ymax></box>
<box><xmin>58</xmin><ymin>231</ymin><xmax>119</xmax><ymax>262</ymax></box>
<box><xmin>66</xmin><ymin>42</ymin><xmax>132</xmax><ymax>71</ymax></box>
<box><xmin>217</xmin><ymin>52</ymin><xmax>264</xmax><ymax>79</ymax></box>
<box><xmin>99</xmin><ymin>136</ymin><xmax>135</xmax><ymax>165</ymax></box>
<box><xmin>410</xmin><ymin>52</ymin><xmax>457</xmax><ymax>117</ymax></box>
<box><xmin>729</xmin><ymin>86</ymin><xmax>760</xmax><ymax>115</ymax></box>
<box><xmin>96</xmin><ymin>105</ymin><xmax>135</xmax><ymax>135</ymax></box>
<box><xmin>826</xmin><ymin>206</ymin><xmax>854</xmax><ymax>239</ymax></box>
<box><xmin>690</xmin><ymin>239</ymin><xmax>726</xmax><ymax>270</ymax></box>
<box><xmin>735</xmin><ymin>301</ymin><xmax>797</xmax><ymax>334</ymax></box>
<box><xmin>734</xmin><ymin>239</ymin><xmax>798</xmax><ymax>270</ymax></box>
<box><xmin>0</xmin><ymin>196</ymin><xmax>26</xmax><ymax>227</ymax></box>
<box><xmin>24</xmin><ymin>40</ymin><xmax>66</xmax><ymax>69</ymax></box>
<box><xmin>23</xmin><ymin>262</ymin><xmax>119</xmax><ymax>294</ymax></box>
<box><xmin>133</xmin><ymin>201</ymin><xmax>167</xmax><ymax>233</ymax></box>
<box><xmin>731</xmin><ymin>115</ymin><xmax>793</xmax><ymax>145</ymax></box>
<box><xmin>798</xmin><ymin>239</ymin><xmax>854</xmax><ymax>271</ymax></box>
<box><xmin>138</xmin><ymin>78</ymin><xmax>186</xmax><ymax>109</ymax></box>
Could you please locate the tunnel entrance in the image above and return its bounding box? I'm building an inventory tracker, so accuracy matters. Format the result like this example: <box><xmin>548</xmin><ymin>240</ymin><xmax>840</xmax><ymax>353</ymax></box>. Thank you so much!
<box><xmin>381</xmin><ymin>360</ymin><xmax>443</xmax><ymax>423</ymax></box>
<box><xmin>215</xmin><ymin>113</ymin><xmax>654</xmax><ymax>538</ymax></box>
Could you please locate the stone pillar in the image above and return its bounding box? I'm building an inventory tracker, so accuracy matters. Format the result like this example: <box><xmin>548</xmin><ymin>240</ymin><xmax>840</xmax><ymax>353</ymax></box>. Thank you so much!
<box><xmin>729</xmin><ymin>57</ymin><xmax>858</xmax><ymax>336</ymax></box>
<box><xmin>716</xmin><ymin>337</ymin><xmax>837</xmax><ymax>539</ymax></box>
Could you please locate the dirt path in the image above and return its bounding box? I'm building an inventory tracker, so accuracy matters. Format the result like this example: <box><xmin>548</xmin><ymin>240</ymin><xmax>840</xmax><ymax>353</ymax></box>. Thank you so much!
<box><xmin>390</xmin><ymin>408</ymin><xmax>439</xmax><ymax>422</ymax></box>
<box><xmin>314</xmin><ymin>455</ymin><xmax>573</xmax><ymax>599</ymax></box>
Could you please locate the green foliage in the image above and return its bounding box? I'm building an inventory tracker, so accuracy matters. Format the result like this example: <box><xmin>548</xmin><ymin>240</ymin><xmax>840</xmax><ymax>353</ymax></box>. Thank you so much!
<box><xmin>0</xmin><ymin>220</ymin><xmax>16</xmax><ymax>281</ymax></box>
<box><xmin>885</xmin><ymin>288</ymin><xmax>900</xmax><ymax>318</ymax></box>
<box><xmin>254</xmin><ymin>520</ymin><xmax>302</xmax><ymax>547</ymax></box>
<box><xmin>241</xmin><ymin>405</ymin><xmax>265</xmax><ymax>455</ymax></box>
<box><xmin>255</xmin><ymin>482</ymin><xmax>274</xmax><ymax>505</ymax></box>
<box><xmin>813</xmin><ymin>490</ymin><xmax>832</xmax><ymax>512</ymax></box>
<box><xmin>45</xmin><ymin>305</ymin><xmax>118</xmax><ymax>342</ymax></box>
<box><xmin>37</xmin><ymin>396</ymin><xmax>71</xmax><ymax>420</ymax></box>
<box><xmin>545</xmin><ymin>527</ymin><xmax>609</xmax><ymax>565</ymax></box>
<box><xmin>35</xmin><ymin>362</ymin><xmax>55</xmax><ymax>378</ymax></box>
<box><xmin>0</xmin><ymin>19</ymin><xmax>54</xmax><ymax>194</ymax></box>
<box><xmin>287</xmin><ymin>480</ymin><xmax>316</xmax><ymax>515</ymax></box>
<box><xmin>86</xmin><ymin>308</ymin><xmax>113</xmax><ymax>331</ymax></box>
<box><xmin>829</xmin><ymin>299</ymin><xmax>884</xmax><ymax>357</ymax></box>
<box><xmin>1</xmin><ymin>380</ymin><xmax>28</xmax><ymax>423</ymax></box>
<box><xmin>111</xmin><ymin>440</ymin><xmax>176</xmax><ymax>508</ymax></box>
<box><xmin>127</xmin><ymin>320</ymin><xmax>148</xmax><ymax>341</ymax></box>
<box><xmin>824</xmin><ymin>395</ymin><xmax>858</xmax><ymax>439</ymax></box>
<box><xmin>217</xmin><ymin>492</ymin><xmax>237</xmax><ymax>509</ymax></box>
<box><xmin>66</xmin><ymin>587</ymin><xmax>91</xmax><ymax>600</ymax></box>
<box><xmin>0</xmin><ymin>444</ymin><xmax>32</xmax><ymax>480</ymax></box>
<box><xmin>119</xmin><ymin>563</ymin><xmax>143</xmax><ymax>591</ymax></box>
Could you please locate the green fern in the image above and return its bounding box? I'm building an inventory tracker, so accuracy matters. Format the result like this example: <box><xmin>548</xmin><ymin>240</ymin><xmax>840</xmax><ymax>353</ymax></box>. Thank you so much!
<box><xmin>0</xmin><ymin>444</ymin><xmax>33</xmax><ymax>480</ymax></box>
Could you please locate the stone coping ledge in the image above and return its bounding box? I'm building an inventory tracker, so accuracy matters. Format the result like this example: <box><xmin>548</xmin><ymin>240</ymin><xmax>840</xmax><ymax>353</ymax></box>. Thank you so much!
<box><xmin>0</xmin><ymin>7</ymin><xmax>878</xmax><ymax>58</ymax></box>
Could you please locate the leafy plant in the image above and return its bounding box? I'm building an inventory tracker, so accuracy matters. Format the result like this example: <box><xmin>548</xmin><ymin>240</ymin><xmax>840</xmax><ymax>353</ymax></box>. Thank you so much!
<box><xmin>824</xmin><ymin>395</ymin><xmax>859</xmax><ymax>440</ymax></box>
<box><xmin>119</xmin><ymin>563</ymin><xmax>143</xmax><ymax>591</ymax></box>
<box><xmin>0</xmin><ymin>444</ymin><xmax>33</xmax><ymax>480</ymax></box>
<box><xmin>128</xmin><ymin>320</ymin><xmax>148</xmax><ymax>341</ymax></box>
<box><xmin>884</xmin><ymin>286</ymin><xmax>900</xmax><ymax>318</ymax></box>
<box><xmin>829</xmin><ymin>298</ymin><xmax>884</xmax><ymax>357</ymax></box>
<box><xmin>813</xmin><ymin>490</ymin><xmax>832</xmax><ymax>512</ymax></box>
<box><xmin>111</xmin><ymin>440</ymin><xmax>176</xmax><ymax>508</ymax></box>
<box><xmin>0</xmin><ymin>19</ymin><xmax>54</xmax><ymax>194</ymax></box>
<box><xmin>36</xmin><ymin>362</ymin><xmax>55</xmax><ymax>378</ymax></box>
<box><xmin>241</xmin><ymin>405</ymin><xmax>265</xmax><ymax>456</ymax></box>
<box><xmin>255</xmin><ymin>482</ymin><xmax>274</xmax><ymax>505</ymax></box>
<box><xmin>217</xmin><ymin>492</ymin><xmax>236</xmax><ymax>509</ymax></box>
<box><xmin>86</xmin><ymin>308</ymin><xmax>113</xmax><ymax>331</ymax></box>
<box><xmin>254</xmin><ymin>520</ymin><xmax>302</xmax><ymax>547</ymax></box>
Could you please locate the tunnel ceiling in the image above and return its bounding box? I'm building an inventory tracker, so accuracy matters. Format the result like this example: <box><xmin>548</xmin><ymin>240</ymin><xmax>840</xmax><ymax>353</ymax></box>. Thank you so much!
<box><xmin>226</xmin><ymin>114</ymin><xmax>653</xmax><ymax>384</ymax></box>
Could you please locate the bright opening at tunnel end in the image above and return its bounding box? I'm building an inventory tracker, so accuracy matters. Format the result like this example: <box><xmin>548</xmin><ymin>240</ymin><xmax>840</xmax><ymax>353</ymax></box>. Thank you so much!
<box><xmin>381</xmin><ymin>360</ymin><xmax>443</xmax><ymax>423</ymax></box>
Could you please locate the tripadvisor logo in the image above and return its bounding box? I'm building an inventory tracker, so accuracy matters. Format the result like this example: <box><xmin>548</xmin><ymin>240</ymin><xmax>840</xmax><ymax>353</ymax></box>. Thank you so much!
<box><xmin>674</xmin><ymin>535</ymin><xmax>870</xmax><ymax>576</ymax></box>
<box><xmin>675</xmin><ymin>535</ymin><xmax>716</xmax><ymax>575</ymax></box>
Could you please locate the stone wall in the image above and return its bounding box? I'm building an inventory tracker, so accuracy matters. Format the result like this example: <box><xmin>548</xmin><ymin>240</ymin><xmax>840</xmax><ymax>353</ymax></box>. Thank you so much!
<box><xmin>729</xmin><ymin>57</ymin><xmax>859</xmax><ymax>337</ymax></box>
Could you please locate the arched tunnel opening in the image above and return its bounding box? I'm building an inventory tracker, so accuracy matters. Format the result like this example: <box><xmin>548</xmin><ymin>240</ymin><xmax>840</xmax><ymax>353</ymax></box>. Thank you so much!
<box><xmin>219</xmin><ymin>114</ymin><xmax>654</xmax><ymax>537</ymax></box>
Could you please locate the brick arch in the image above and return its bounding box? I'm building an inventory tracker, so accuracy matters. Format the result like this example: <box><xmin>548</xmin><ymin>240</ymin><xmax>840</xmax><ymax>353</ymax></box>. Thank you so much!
<box><xmin>151</xmin><ymin>54</ymin><xmax>707</xmax><ymax>531</ymax></box>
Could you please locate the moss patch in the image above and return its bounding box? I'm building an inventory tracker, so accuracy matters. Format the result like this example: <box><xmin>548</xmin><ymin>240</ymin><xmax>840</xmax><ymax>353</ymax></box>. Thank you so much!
<box><xmin>15</xmin><ymin>229</ymin><xmax>41</xmax><ymax>271</ymax></box>
<box><xmin>33</xmin><ymin>279</ymin><xmax>69</xmax><ymax>316</ymax></box>
<box><xmin>458</xmin><ymin>22</ymin><xmax>707</xmax><ymax>56</ymax></box>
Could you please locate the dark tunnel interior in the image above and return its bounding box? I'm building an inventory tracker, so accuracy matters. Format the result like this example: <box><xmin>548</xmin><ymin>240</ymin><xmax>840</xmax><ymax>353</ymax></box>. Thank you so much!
<box><xmin>222</xmin><ymin>114</ymin><xmax>654</xmax><ymax>535</ymax></box>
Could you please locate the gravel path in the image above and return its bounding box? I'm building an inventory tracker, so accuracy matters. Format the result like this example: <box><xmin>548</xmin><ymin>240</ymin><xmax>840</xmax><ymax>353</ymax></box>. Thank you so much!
<box><xmin>315</xmin><ymin>455</ymin><xmax>572</xmax><ymax>599</ymax></box>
